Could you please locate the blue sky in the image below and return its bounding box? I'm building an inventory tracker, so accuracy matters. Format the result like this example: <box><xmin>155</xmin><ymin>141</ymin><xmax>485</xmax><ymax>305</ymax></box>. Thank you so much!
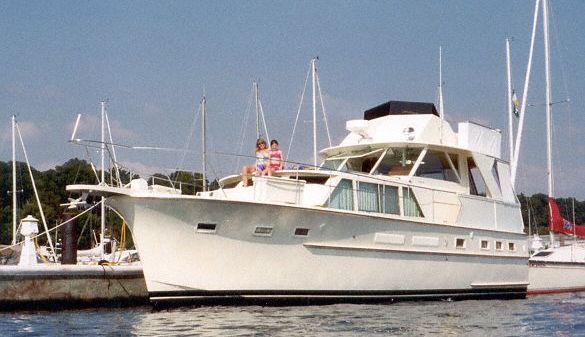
<box><xmin>0</xmin><ymin>0</ymin><xmax>583</xmax><ymax>198</ymax></box>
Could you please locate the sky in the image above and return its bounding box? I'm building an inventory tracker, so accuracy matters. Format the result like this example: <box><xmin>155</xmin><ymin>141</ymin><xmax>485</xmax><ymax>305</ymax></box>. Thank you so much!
<box><xmin>0</xmin><ymin>0</ymin><xmax>583</xmax><ymax>199</ymax></box>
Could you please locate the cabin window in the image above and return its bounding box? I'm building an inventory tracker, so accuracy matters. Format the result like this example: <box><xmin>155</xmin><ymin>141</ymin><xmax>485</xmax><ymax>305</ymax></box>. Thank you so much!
<box><xmin>357</xmin><ymin>182</ymin><xmax>380</xmax><ymax>212</ymax></box>
<box><xmin>374</xmin><ymin>148</ymin><xmax>422</xmax><ymax>176</ymax></box>
<box><xmin>508</xmin><ymin>242</ymin><xmax>516</xmax><ymax>251</ymax></box>
<box><xmin>446</xmin><ymin>154</ymin><xmax>460</xmax><ymax>182</ymax></box>
<box><xmin>320</xmin><ymin>158</ymin><xmax>344</xmax><ymax>171</ymax></box>
<box><xmin>481</xmin><ymin>240</ymin><xmax>489</xmax><ymax>250</ymax></box>
<box><xmin>415</xmin><ymin>151</ymin><xmax>459</xmax><ymax>183</ymax></box>
<box><xmin>328</xmin><ymin>179</ymin><xmax>354</xmax><ymax>211</ymax></box>
<box><xmin>455</xmin><ymin>238</ymin><xmax>466</xmax><ymax>249</ymax></box>
<box><xmin>468</xmin><ymin>158</ymin><xmax>488</xmax><ymax>197</ymax></box>
<box><xmin>491</xmin><ymin>161</ymin><xmax>502</xmax><ymax>191</ymax></box>
<box><xmin>382</xmin><ymin>185</ymin><xmax>400</xmax><ymax>215</ymax></box>
<box><xmin>403</xmin><ymin>188</ymin><xmax>423</xmax><ymax>217</ymax></box>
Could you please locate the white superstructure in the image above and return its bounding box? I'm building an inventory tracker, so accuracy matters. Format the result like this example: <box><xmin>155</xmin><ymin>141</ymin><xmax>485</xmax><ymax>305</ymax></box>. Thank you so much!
<box><xmin>68</xmin><ymin>100</ymin><xmax>528</xmax><ymax>305</ymax></box>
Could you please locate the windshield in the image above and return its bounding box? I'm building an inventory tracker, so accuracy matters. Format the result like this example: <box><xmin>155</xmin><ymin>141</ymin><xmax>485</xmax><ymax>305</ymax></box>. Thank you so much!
<box><xmin>374</xmin><ymin>148</ymin><xmax>422</xmax><ymax>176</ymax></box>
<box><xmin>339</xmin><ymin>149</ymin><xmax>384</xmax><ymax>174</ymax></box>
<box><xmin>320</xmin><ymin>158</ymin><xmax>345</xmax><ymax>171</ymax></box>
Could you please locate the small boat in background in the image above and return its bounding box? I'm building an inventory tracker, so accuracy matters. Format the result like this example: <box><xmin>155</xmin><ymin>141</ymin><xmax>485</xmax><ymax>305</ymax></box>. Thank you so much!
<box><xmin>519</xmin><ymin>0</ymin><xmax>585</xmax><ymax>296</ymax></box>
<box><xmin>528</xmin><ymin>199</ymin><xmax>585</xmax><ymax>295</ymax></box>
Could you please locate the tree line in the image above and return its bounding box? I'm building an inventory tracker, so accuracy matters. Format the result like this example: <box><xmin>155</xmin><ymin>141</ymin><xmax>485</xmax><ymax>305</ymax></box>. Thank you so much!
<box><xmin>0</xmin><ymin>158</ymin><xmax>583</xmax><ymax>246</ymax></box>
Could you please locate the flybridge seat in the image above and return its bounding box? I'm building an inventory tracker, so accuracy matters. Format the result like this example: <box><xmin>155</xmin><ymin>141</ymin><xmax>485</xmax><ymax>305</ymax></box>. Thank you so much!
<box><xmin>364</xmin><ymin>101</ymin><xmax>439</xmax><ymax>120</ymax></box>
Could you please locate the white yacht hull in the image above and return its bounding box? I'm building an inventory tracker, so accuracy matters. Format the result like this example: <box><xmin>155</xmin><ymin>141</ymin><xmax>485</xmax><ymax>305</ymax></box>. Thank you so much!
<box><xmin>108</xmin><ymin>196</ymin><xmax>528</xmax><ymax>305</ymax></box>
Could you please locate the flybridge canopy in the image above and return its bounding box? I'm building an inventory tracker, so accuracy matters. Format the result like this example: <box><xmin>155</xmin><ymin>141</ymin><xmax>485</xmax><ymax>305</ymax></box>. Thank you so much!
<box><xmin>364</xmin><ymin>101</ymin><xmax>440</xmax><ymax>120</ymax></box>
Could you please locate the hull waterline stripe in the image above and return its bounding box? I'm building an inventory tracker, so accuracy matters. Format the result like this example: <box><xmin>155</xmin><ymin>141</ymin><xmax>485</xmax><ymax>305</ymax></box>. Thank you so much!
<box><xmin>148</xmin><ymin>289</ymin><xmax>527</xmax><ymax>306</ymax></box>
<box><xmin>149</xmin><ymin>287</ymin><xmax>527</xmax><ymax>299</ymax></box>
<box><xmin>527</xmin><ymin>287</ymin><xmax>585</xmax><ymax>295</ymax></box>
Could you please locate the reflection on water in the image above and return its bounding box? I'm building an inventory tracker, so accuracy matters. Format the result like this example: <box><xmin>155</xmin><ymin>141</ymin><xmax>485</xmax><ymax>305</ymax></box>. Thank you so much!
<box><xmin>2</xmin><ymin>293</ymin><xmax>585</xmax><ymax>336</ymax></box>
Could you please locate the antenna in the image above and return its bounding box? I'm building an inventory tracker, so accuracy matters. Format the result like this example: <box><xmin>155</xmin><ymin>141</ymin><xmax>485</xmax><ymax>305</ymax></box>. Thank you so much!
<box><xmin>439</xmin><ymin>46</ymin><xmax>445</xmax><ymax>120</ymax></box>
<box><xmin>100</xmin><ymin>101</ymin><xmax>106</xmax><ymax>260</ymax></box>
<box><xmin>311</xmin><ymin>57</ymin><xmax>318</xmax><ymax>168</ymax></box>
<box><xmin>506</xmin><ymin>38</ymin><xmax>514</xmax><ymax>163</ymax></box>
<box><xmin>201</xmin><ymin>96</ymin><xmax>207</xmax><ymax>192</ymax></box>
<box><xmin>71</xmin><ymin>114</ymin><xmax>82</xmax><ymax>141</ymax></box>
<box><xmin>12</xmin><ymin>115</ymin><xmax>17</xmax><ymax>245</ymax></box>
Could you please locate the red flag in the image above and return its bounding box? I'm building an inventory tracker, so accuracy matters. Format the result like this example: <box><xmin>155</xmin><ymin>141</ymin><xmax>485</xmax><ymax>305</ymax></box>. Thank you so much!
<box><xmin>548</xmin><ymin>198</ymin><xmax>585</xmax><ymax>238</ymax></box>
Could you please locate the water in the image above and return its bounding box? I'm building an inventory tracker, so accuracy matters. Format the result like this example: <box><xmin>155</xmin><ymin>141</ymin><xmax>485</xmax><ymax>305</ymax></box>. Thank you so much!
<box><xmin>2</xmin><ymin>294</ymin><xmax>585</xmax><ymax>336</ymax></box>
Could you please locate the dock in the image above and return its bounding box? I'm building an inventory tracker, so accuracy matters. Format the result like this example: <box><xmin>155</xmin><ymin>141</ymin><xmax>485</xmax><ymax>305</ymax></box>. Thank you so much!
<box><xmin>0</xmin><ymin>264</ymin><xmax>148</xmax><ymax>310</ymax></box>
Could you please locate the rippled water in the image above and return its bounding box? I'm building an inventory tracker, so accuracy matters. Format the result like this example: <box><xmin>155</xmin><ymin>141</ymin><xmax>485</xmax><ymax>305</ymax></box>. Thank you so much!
<box><xmin>2</xmin><ymin>293</ymin><xmax>585</xmax><ymax>336</ymax></box>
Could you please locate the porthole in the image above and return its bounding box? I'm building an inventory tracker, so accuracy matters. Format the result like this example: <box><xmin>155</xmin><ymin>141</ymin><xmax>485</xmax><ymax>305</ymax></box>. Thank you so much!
<box><xmin>294</xmin><ymin>228</ymin><xmax>310</xmax><ymax>236</ymax></box>
<box><xmin>495</xmin><ymin>241</ymin><xmax>503</xmax><ymax>251</ymax></box>
<box><xmin>254</xmin><ymin>226</ymin><xmax>273</xmax><ymax>237</ymax></box>
<box><xmin>196</xmin><ymin>223</ymin><xmax>217</xmax><ymax>233</ymax></box>
<box><xmin>455</xmin><ymin>238</ymin><xmax>466</xmax><ymax>249</ymax></box>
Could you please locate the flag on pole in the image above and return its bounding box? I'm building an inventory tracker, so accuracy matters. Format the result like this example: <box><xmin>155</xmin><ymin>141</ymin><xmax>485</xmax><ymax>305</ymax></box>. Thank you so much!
<box><xmin>512</xmin><ymin>90</ymin><xmax>519</xmax><ymax>117</ymax></box>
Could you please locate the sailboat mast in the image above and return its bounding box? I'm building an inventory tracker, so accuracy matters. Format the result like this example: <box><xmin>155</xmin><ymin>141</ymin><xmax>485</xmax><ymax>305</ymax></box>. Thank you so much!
<box><xmin>541</xmin><ymin>0</ymin><xmax>556</xmax><ymax>247</ymax></box>
<box><xmin>100</xmin><ymin>101</ymin><xmax>106</xmax><ymax>259</ymax></box>
<box><xmin>573</xmin><ymin>198</ymin><xmax>576</xmax><ymax>238</ymax></box>
<box><xmin>543</xmin><ymin>0</ymin><xmax>553</xmax><ymax>199</ymax></box>
<box><xmin>528</xmin><ymin>204</ymin><xmax>532</xmax><ymax>237</ymax></box>
<box><xmin>254</xmin><ymin>81</ymin><xmax>260</xmax><ymax>139</ymax></box>
<box><xmin>11</xmin><ymin>115</ymin><xmax>17</xmax><ymax>245</ymax></box>
<box><xmin>311</xmin><ymin>58</ymin><xmax>318</xmax><ymax>168</ymax></box>
<box><xmin>506</xmin><ymin>38</ymin><xmax>514</xmax><ymax>163</ymax></box>
<box><xmin>201</xmin><ymin>96</ymin><xmax>207</xmax><ymax>192</ymax></box>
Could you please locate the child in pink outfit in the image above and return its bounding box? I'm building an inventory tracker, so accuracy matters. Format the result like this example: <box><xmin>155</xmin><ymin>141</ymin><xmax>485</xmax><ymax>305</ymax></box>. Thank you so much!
<box><xmin>268</xmin><ymin>139</ymin><xmax>284</xmax><ymax>175</ymax></box>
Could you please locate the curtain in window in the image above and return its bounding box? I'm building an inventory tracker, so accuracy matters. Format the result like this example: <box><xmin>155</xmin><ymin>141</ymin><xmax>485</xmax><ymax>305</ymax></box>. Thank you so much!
<box><xmin>403</xmin><ymin>188</ymin><xmax>423</xmax><ymax>217</ymax></box>
<box><xmin>383</xmin><ymin>186</ymin><xmax>400</xmax><ymax>214</ymax></box>
<box><xmin>329</xmin><ymin>179</ymin><xmax>353</xmax><ymax>210</ymax></box>
<box><xmin>358</xmin><ymin>182</ymin><xmax>379</xmax><ymax>212</ymax></box>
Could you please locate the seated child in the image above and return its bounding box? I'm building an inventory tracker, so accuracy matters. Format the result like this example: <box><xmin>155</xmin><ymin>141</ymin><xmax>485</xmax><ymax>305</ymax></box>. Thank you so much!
<box><xmin>268</xmin><ymin>139</ymin><xmax>284</xmax><ymax>175</ymax></box>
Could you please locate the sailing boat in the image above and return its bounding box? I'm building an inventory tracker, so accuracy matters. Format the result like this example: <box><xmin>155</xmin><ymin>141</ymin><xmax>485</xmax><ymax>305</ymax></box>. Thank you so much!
<box><xmin>522</xmin><ymin>0</ymin><xmax>585</xmax><ymax>295</ymax></box>
<box><xmin>528</xmin><ymin>197</ymin><xmax>585</xmax><ymax>294</ymax></box>
<box><xmin>528</xmin><ymin>199</ymin><xmax>585</xmax><ymax>294</ymax></box>
<box><xmin>0</xmin><ymin>113</ymin><xmax>146</xmax><ymax>310</ymax></box>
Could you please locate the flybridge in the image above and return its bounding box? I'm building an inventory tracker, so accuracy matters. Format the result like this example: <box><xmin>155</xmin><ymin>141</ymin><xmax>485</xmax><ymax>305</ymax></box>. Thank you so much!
<box><xmin>364</xmin><ymin>101</ymin><xmax>440</xmax><ymax>120</ymax></box>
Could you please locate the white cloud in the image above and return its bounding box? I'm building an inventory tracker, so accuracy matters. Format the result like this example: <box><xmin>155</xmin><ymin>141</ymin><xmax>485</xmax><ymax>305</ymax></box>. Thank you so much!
<box><xmin>117</xmin><ymin>160</ymin><xmax>163</xmax><ymax>177</ymax></box>
<box><xmin>0</xmin><ymin>120</ymin><xmax>43</xmax><ymax>143</ymax></box>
